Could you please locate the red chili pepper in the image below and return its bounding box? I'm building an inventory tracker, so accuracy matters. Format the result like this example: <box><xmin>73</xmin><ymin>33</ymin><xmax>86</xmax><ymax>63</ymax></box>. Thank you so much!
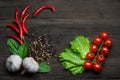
<box><xmin>22</xmin><ymin>13</ymin><xmax>30</xmax><ymax>34</ymax></box>
<box><xmin>15</xmin><ymin>7</ymin><xmax>19</xmax><ymax>21</ymax></box>
<box><xmin>13</xmin><ymin>19</ymin><xmax>24</xmax><ymax>39</ymax></box>
<box><xmin>7</xmin><ymin>35</ymin><xmax>23</xmax><ymax>44</ymax></box>
<box><xmin>20</xmin><ymin>5</ymin><xmax>32</xmax><ymax>19</ymax></box>
<box><xmin>6</xmin><ymin>24</ymin><xmax>20</xmax><ymax>34</ymax></box>
<box><xmin>33</xmin><ymin>5</ymin><xmax>56</xmax><ymax>16</ymax></box>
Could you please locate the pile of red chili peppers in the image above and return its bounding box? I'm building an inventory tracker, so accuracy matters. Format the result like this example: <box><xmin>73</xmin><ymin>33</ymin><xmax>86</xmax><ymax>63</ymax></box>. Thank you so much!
<box><xmin>6</xmin><ymin>5</ymin><xmax>56</xmax><ymax>44</ymax></box>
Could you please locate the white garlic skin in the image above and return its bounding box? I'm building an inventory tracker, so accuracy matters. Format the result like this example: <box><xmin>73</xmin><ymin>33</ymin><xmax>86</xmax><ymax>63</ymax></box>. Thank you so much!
<box><xmin>23</xmin><ymin>57</ymin><xmax>39</xmax><ymax>73</ymax></box>
<box><xmin>6</xmin><ymin>55</ymin><xmax>22</xmax><ymax>72</ymax></box>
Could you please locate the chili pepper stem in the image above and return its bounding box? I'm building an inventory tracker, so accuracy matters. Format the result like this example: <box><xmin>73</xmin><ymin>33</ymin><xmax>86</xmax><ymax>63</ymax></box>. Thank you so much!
<box><xmin>20</xmin><ymin>36</ymin><xmax>25</xmax><ymax>41</ymax></box>
<box><xmin>25</xmin><ymin>32</ymin><xmax>29</xmax><ymax>35</ymax></box>
<box><xmin>22</xmin><ymin>38</ymin><xmax>26</xmax><ymax>43</ymax></box>
<box><xmin>20</xmin><ymin>18</ymin><xmax>23</xmax><ymax>22</ymax></box>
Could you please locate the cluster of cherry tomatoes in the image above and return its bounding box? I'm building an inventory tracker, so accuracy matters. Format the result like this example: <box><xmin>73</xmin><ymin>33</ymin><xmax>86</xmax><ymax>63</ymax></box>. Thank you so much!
<box><xmin>83</xmin><ymin>32</ymin><xmax>112</xmax><ymax>72</ymax></box>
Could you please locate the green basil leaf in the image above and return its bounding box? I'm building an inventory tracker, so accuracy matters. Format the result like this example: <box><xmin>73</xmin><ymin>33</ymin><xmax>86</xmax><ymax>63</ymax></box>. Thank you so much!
<box><xmin>7</xmin><ymin>38</ymin><xmax>20</xmax><ymax>54</ymax></box>
<box><xmin>18</xmin><ymin>44</ymin><xmax>27</xmax><ymax>59</ymax></box>
<box><xmin>38</xmin><ymin>62</ymin><xmax>51</xmax><ymax>73</ymax></box>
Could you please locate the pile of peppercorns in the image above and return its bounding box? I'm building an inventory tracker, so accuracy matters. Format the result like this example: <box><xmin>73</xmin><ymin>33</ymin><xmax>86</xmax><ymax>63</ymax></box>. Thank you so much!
<box><xmin>28</xmin><ymin>34</ymin><xmax>55</xmax><ymax>62</ymax></box>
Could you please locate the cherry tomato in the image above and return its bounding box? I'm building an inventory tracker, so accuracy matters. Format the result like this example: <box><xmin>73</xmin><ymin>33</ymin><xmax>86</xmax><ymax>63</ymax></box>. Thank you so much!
<box><xmin>90</xmin><ymin>44</ymin><xmax>98</xmax><ymax>53</ymax></box>
<box><xmin>86</xmin><ymin>52</ymin><xmax>95</xmax><ymax>60</ymax></box>
<box><xmin>93</xmin><ymin>63</ymin><xmax>102</xmax><ymax>72</ymax></box>
<box><xmin>96</xmin><ymin>54</ymin><xmax>106</xmax><ymax>63</ymax></box>
<box><xmin>100</xmin><ymin>46</ymin><xmax>110</xmax><ymax>56</ymax></box>
<box><xmin>83</xmin><ymin>61</ymin><xmax>93</xmax><ymax>70</ymax></box>
<box><xmin>104</xmin><ymin>39</ymin><xmax>112</xmax><ymax>48</ymax></box>
<box><xmin>100</xmin><ymin>32</ymin><xmax>109</xmax><ymax>40</ymax></box>
<box><xmin>93</xmin><ymin>36</ymin><xmax>102</xmax><ymax>45</ymax></box>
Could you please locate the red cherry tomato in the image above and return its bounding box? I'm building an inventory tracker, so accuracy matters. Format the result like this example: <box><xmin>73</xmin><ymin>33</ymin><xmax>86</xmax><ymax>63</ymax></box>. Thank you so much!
<box><xmin>96</xmin><ymin>54</ymin><xmax>106</xmax><ymax>63</ymax></box>
<box><xmin>104</xmin><ymin>39</ymin><xmax>112</xmax><ymax>48</ymax></box>
<box><xmin>83</xmin><ymin>61</ymin><xmax>93</xmax><ymax>70</ymax></box>
<box><xmin>93</xmin><ymin>36</ymin><xmax>102</xmax><ymax>45</ymax></box>
<box><xmin>93</xmin><ymin>63</ymin><xmax>102</xmax><ymax>72</ymax></box>
<box><xmin>100</xmin><ymin>46</ymin><xmax>110</xmax><ymax>56</ymax></box>
<box><xmin>86</xmin><ymin>52</ymin><xmax>95</xmax><ymax>60</ymax></box>
<box><xmin>90</xmin><ymin>44</ymin><xmax>98</xmax><ymax>53</ymax></box>
<box><xmin>100</xmin><ymin>32</ymin><xmax>109</xmax><ymax>40</ymax></box>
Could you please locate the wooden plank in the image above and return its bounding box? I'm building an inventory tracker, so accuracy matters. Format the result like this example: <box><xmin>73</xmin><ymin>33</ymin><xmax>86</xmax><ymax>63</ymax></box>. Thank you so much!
<box><xmin>0</xmin><ymin>75</ymin><xmax>119</xmax><ymax>80</ymax></box>
<box><xmin>0</xmin><ymin>0</ymin><xmax>120</xmax><ymax>19</ymax></box>
<box><xmin>0</xmin><ymin>75</ymin><xmax>117</xmax><ymax>80</ymax></box>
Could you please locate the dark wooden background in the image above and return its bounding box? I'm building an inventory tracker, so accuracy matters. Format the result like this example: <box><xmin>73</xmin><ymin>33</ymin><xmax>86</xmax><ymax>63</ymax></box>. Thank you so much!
<box><xmin>0</xmin><ymin>0</ymin><xmax>120</xmax><ymax>80</ymax></box>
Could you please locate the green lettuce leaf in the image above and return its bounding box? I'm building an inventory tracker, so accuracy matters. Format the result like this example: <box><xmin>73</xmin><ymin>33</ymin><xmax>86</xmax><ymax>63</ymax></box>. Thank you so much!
<box><xmin>70</xmin><ymin>36</ymin><xmax>90</xmax><ymax>59</ymax></box>
<box><xmin>59</xmin><ymin>48</ymin><xmax>85</xmax><ymax>75</ymax></box>
<box><xmin>69</xmin><ymin>66</ymin><xmax>84</xmax><ymax>75</ymax></box>
<box><xmin>59</xmin><ymin>36</ymin><xmax>90</xmax><ymax>75</ymax></box>
<box><xmin>59</xmin><ymin>48</ymin><xmax>84</xmax><ymax>65</ymax></box>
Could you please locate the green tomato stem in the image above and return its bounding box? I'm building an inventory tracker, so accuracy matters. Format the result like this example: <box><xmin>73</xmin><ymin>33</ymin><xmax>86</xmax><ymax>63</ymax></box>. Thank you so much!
<box><xmin>93</xmin><ymin>40</ymin><xmax>104</xmax><ymax>63</ymax></box>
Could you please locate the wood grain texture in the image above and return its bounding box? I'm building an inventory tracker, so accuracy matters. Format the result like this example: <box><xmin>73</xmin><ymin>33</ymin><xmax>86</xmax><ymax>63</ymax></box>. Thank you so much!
<box><xmin>0</xmin><ymin>0</ymin><xmax>120</xmax><ymax>80</ymax></box>
<box><xmin>0</xmin><ymin>0</ymin><xmax>120</xmax><ymax>19</ymax></box>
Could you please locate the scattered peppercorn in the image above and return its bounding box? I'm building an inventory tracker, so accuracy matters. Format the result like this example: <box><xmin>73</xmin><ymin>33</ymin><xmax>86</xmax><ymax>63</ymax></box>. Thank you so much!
<box><xmin>28</xmin><ymin>34</ymin><xmax>55</xmax><ymax>62</ymax></box>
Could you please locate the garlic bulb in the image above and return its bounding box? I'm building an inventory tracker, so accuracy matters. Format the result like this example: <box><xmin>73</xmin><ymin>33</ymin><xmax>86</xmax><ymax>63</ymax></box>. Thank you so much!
<box><xmin>6</xmin><ymin>55</ymin><xmax>22</xmax><ymax>72</ymax></box>
<box><xmin>22</xmin><ymin>57</ymin><xmax>39</xmax><ymax>73</ymax></box>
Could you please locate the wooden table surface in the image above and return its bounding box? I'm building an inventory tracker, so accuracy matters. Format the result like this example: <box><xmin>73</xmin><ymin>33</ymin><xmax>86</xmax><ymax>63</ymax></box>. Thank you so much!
<box><xmin>0</xmin><ymin>0</ymin><xmax>120</xmax><ymax>80</ymax></box>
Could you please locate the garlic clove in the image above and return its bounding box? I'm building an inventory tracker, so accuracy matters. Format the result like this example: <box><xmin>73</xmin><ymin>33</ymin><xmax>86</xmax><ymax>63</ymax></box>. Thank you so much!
<box><xmin>22</xmin><ymin>57</ymin><xmax>39</xmax><ymax>73</ymax></box>
<box><xmin>6</xmin><ymin>55</ymin><xmax>22</xmax><ymax>72</ymax></box>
